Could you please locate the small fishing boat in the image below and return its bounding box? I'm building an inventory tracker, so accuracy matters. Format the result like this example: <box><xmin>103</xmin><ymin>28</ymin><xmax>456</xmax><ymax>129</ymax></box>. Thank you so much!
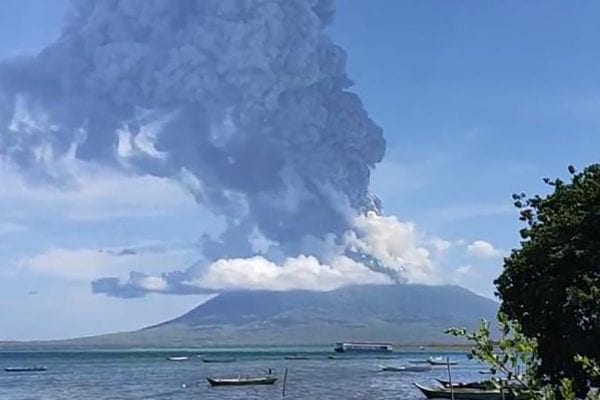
<box><xmin>381</xmin><ymin>365</ymin><xmax>431</xmax><ymax>372</ymax></box>
<box><xmin>436</xmin><ymin>379</ymin><xmax>492</xmax><ymax>389</ymax></box>
<box><xmin>284</xmin><ymin>355</ymin><xmax>308</xmax><ymax>360</ymax></box>
<box><xmin>207</xmin><ymin>376</ymin><xmax>277</xmax><ymax>386</ymax></box>
<box><xmin>201</xmin><ymin>357</ymin><xmax>236</xmax><ymax>363</ymax></box>
<box><xmin>167</xmin><ymin>356</ymin><xmax>189</xmax><ymax>361</ymax></box>
<box><xmin>428</xmin><ymin>356</ymin><xmax>458</xmax><ymax>365</ymax></box>
<box><xmin>409</xmin><ymin>359</ymin><xmax>431</xmax><ymax>364</ymax></box>
<box><xmin>5</xmin><ymin>366</ymin><xmax>47</xmax><ymax>372</ymax></box>
<box><xmin>437</xmin><ymin>379</ymin><xmax>525</xmax><ymax>391</ymax></box>
<box><xmin>414</xmin><ymin>383</ymin><xmax>523</xmax><ymax>400</ymax></box>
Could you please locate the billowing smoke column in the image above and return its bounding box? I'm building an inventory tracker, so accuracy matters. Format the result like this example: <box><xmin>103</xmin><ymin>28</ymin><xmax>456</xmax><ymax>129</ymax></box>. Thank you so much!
<box><xmin>0</xmin><ymin>0</ymin><xmax>436</xmax><ymax>296</ymax></box>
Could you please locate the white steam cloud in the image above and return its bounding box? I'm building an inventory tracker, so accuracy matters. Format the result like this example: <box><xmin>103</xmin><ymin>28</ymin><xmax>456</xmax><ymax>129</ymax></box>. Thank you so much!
<box><xmin>0</xmin><ymin>0</ymin><xmax>437</xmax><ymax>296</ymax></box>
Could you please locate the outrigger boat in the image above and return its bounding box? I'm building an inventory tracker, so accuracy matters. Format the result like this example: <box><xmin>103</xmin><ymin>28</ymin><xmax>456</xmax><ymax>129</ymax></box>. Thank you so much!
<box><xmin>166</xmin><ymin>356</ymin><xmax>188</xmax><ymax>361</ymax></box>
<box><xmin>437</xmin><ymin>378</ymin><xmax>526</xmax><ymax>391</ymax></box>
<box><xmin>284</xmin><ymin>355</ymin><xmax>308</xmax><ymax>360</ymax></box>
<box><xmin>436</xmin><ymin>379</ymin><xmax>492</xmax><ymax>389</ymax></box>
<box><xmin>414</xmin><ymin>383</ymin><xmax>525</xmax><ymax>400</ymax></box>
<box><xmin>381</xmin><ymin>365</ymin><xmax>431</xmax><ymax>372</ymax></box>
<box><xmin>207</xmin><ymin>376</ymin><xmax>277</xmax><ymax>386</ymax></box>
<box><xmin>201</xmin><ymin>357</ymin><xmax>236</xmax><ymax>363</ymax></box>
<box><xmin>428</xmin><ymin>356</ymin><xmax>458</xmax><ymax>365</ymax></box>
<box><xmin>409</xmin><ymin>359</ymin><xmax>431</xmax><ymax>364</ymax></box>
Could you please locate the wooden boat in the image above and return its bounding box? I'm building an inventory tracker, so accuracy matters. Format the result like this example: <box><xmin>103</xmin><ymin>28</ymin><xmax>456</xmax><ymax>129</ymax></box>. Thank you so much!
<box><xmin>167</xmin><ymin>356</ymin><xmax>188</xmax><ymax>361</ymax></box>
<box><xmin>207</xmin><ymin>376</ymin><xmax>277</xmax><ymax>386</ymax></box>
<box><xmin>428</xmin><ymin>356</ymin><xmax>458</xmax><ymax>365</ymax></box>
<box><xmin>414</xmin><ymin>383</ymin><xmax>522</xmax><ymax>400</ymax></box>
<box><xmin>201</xmin><ymin>357</ymin><xmax>236</xmax><ymax>363</ymax></box>
<box><xmin>438</xmin><ymin>379</ymin><xmax>525</xmax><ymax>391</ymax></box>
<box><xmin>436</xmin><ymin>379</ymin><xmax>491</xmax><ymax>389</ymax></box>
<box><xmin>284</xmin><ymin>355</ymin><xmax>308</xmax><ymax>360</ymax></box>
<box><xmin>5</xmin><ymin>366</ymin><xmax>47</xmax><ymax>372</ymax></box>
<box><xmin>328</xmin><ymin>355</ymin><xmax>350</xmax><ymax>360</ymax></box>
<box><xmin>381</xmin><ymin>365</ymin><xmax>431</xmax><ymax>372</ymax></box>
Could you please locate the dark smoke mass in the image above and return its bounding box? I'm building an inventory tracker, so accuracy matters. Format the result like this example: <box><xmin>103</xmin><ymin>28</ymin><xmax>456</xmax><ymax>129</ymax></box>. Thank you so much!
<box><xmin>0</xmin><ymin>0</ymin><xmax>436</xmax><ymax>296</ymax></box>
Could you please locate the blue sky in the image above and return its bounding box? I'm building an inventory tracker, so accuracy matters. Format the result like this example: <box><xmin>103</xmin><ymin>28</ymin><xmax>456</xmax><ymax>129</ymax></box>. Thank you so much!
<box><xmin>0</xmin><ymin>0</ymin><xmax>598</xmax><ymax>340</ymax></box>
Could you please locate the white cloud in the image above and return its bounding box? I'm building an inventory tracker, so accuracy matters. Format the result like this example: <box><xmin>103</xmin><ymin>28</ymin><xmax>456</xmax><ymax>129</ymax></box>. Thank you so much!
<box><xmin>454</xmin><ymin>265</ymin><xmax>473</xmax><ymax>281</ymax></box>
<box><xmin>347</xmin><ymin>211</ymin><xmax>439</xmax><ymax>284</ymax></box>
<box><xmin>18</xmin><ymin>244</ymin><xmax>198</xmax><ymax>282</ymax></box>
<box><xmin>467</xmin><ymin>240</ymin><xmax>504</xmax><ymax>259</ymax></box>
<box><xmin>0</xmin><ymin>160</ymin><xmax>197</xmax><ymax>221</ymax></box>
<box><xmin>430</xmin><ymin>238</ymin><xmax>452</xmax><ymax>254</ymax></box>
<box><xmin>191</xmin><ymin>254</ymin><xmax>391</xmax><ymax>291</ymax></box>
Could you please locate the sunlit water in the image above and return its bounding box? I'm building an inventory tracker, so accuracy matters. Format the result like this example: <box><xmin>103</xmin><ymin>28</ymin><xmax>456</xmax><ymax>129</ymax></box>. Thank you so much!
<box><xmin>0</xmin><ymin>348</ymin><xmax>488</xmax><ymax>399</ymax></box>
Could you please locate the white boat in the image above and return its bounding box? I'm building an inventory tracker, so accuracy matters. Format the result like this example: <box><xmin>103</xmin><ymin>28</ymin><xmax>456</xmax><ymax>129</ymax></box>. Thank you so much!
<box><xmin>428</xmin><ymin>356</ymin><xmax>458</xmax><ymax>365</ymax></box>
<box><xmin>380</xmin><ymin>364</ymin><xmax>431</xmax><ymax>372</ymax></box>
<box><xmin>167</xmin><ymin>356</ymin><xmax>189</xmax><ymax>361</ymax></box>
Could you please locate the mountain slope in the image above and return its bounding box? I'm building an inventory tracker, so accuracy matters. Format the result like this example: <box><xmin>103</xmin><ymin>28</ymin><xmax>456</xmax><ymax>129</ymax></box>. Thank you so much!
<box><xmin>2</xmin><ymin>284</ymin><xmax>498</xmax><ymax>348</ymax></box>
<box><xmin>141</xmin><ymin>284</ymin><xmax>498</xmax><ymax>345</ymax></box>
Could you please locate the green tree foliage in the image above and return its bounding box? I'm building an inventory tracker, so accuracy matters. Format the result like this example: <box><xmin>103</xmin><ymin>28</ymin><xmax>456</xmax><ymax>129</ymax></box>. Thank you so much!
<box><xmin>447</xmin><ymin>315</ymin><xmax>600</xmax><ymax>400</ymax></box>
<box><xmin>447</xmin><ymin>313</ymin><xmax>540</xmax><ymax>397</ymax></box>
<box><xmin>495</xmin><ymin>164</ymin><xmax>600</xmax><ymax>395</ymax></box>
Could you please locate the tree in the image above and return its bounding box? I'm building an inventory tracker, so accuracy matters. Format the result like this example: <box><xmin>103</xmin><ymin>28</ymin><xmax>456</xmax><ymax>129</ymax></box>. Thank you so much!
<box><xmin>447</xmin><ymin>314</ymin><xmax>600</xmax><ymax>400</ymax></box>
<box><xmin>495</xmin><ymin>164</ymin><xmax>600</xmax><ymax>395</ymax></box>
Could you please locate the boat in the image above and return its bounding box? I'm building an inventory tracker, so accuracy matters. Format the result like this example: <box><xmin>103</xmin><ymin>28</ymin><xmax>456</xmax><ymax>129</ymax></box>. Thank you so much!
<box><xmin>436</xmin><ymin>379</ymin><xmax>493</xmax><ymax>389</ymax></box>
<box><xmin>381</xmin><ymin>365</ymin><xmax>431</xmax><ymax>372</ymax></box>
<box><xmin>414</xmin><ymin>383</ymin><xmax>523</xmax><ymax>400</ymax></box>
<box><xmin>207</xmin><ymin>376</ymin><xmax>278</xmax><ymax>386</ymax></box>
<box><xmin>409</xmin><ymin>359</ymin><xmax>431</xmax><ymax>364</ymax></box>
<box><xmin>4</xmin><ymin>366</ymin><xmax>47</xmax><ymax>372</ymax></box>
<box><xmin>284</xmin><ymin>355</ymin><xmax>308</xmax><ymax>360</ymax></box>
<box><xmin>437</xmin><ymin>379</ymin><xmax>525</xmax><ymax>391</ymax></box>
<box><xmin>328</xmin><ymin>355</ymin><xmax>348</xmax><ymax>360</ymax></box>
<box><xmin>167</xmin><ymin>356</ymin><xmax>189</xmax><ymax>361</ymax></box>
<box><xmin>201</xmin><ymin>357</ymin><xmax>237</xmax><ymax>363</ymax></box>
<box><xmin>428</xmin><ymin>356</ymin><xmax>458</xmax><ymax>365</ymax></box>
<box><xmin>334</xmin><ymin>341</ymin><xmax>393</xmax><ymax>353</ymax></box>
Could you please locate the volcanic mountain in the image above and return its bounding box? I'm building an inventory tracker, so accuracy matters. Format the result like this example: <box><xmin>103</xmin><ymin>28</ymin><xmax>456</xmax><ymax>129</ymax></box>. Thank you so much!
<box><xmin>4</xmin><ymin>284</ymin><xmax>498</xmax><ymax>348</ymax></box>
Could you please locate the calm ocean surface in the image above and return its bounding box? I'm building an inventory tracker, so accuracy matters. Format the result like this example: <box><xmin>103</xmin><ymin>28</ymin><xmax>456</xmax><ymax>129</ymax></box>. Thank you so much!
<box><xmin>0</xmin><ymin>348</ymin><xmax>487</xmax><ymax>399</ymax></box>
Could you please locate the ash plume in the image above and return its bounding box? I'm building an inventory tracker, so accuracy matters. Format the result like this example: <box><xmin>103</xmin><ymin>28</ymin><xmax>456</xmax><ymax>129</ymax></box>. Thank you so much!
<box><xmin>0</xmin><ymin>0</ymin><xmax>436</xmax><ymax>296</ymax></box>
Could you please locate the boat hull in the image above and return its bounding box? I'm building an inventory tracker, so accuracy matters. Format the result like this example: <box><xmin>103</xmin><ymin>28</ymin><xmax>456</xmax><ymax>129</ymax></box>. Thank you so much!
<box><xmin>5</xmin><ymin>367</ymin><xmax>47</xmax><ymax>372</ymax></box>
<box><xmin>207</xmin><ymin>377</ymin><xmax>277</xmax><ymax>386</ymax></box>
<box><xmin>201</xmin><ymin>358</ymin><xmax>236</xmax><ymax>363</ymax></box>
<box><xmin>382</xmin><ymin>366</ymin><xmax>431</xmax><ymax>372</ymax></box>
<box><xmin>414</xmin><ymin>383</ymin><xmax>520</xmax><ymax>400</ymax></box>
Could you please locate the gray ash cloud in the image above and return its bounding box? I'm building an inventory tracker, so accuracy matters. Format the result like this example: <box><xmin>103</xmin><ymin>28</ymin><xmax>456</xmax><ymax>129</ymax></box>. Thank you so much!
<box><xmin>0</xmin><ymin>0</ymin><xmax>396</xmax><ymax>297</ymax></box>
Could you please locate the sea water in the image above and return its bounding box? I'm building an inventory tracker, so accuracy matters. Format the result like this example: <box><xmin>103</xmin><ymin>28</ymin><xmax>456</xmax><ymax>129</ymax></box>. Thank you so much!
<box><xmin>0</xmin><ymin>348</ymin><xmax>487</xmax><ymax>399</ymax></box>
